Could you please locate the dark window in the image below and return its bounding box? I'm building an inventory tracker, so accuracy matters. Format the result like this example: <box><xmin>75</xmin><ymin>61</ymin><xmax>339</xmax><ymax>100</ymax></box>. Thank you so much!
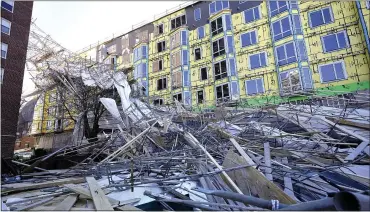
<box><xmin>200</xmin><ymin>67</ymin><xmax>208</xmax><ymax>80</ymax></box>
<box><xmin>212</xmin><ymin>38</ymin><xmax>225</xmax><ymax>57</ymax></box>
<box><xmin>197</xmin><ymin>90</ymin><xmax>204</xmax><ymax>104</ymax></box>
<box><xmin>157</xmin><ymin>78</ymin><xmax>167</xmax><ymax>90</ymax></box>
<box><xmin>173</xmin><ymin>93</ymin><xmax>183</xmax><ymax>102</ymax></box>
<box><xmin>216</xmin><ymin>83</ymin><xmax>230</xmax><ymax>102</ymax></box>
<box><xmin>194</xmin><ymin>48</ymin><xmax>201</xmax><ymax>60</ymax></box>
<box><xmin>158</xmin><ymin>24</ymin><xmax>164</xmax><ymax>34</ymax></box>
<box><xmin>159</xmin><ymin>60</ymin><xmax>163</xmax><ymax>71</ymax></box>
<box><xmin>25</xmin><ymin>143</ymin><xmax>30</xmax><ymax>148</ymax></box>
<box><xmin>211</xmin><ymin>17</ymin><xmax>223</xmax><ymax>36</ymax></box>
<box><xmin>171</xmin><ymin>15</ymin><xmax>186</xmax><ymax>30</ymax></box>
<box><xmin>214</xmin><ymin>60</ymin><xmax>228</xmax><ymax>80</ymax></box>
<box><xmin>154</xmin><ymin>99</ymin><xmax>164</xmax><ymax>106</ymax></box>
<box><xmin>157</xmin><ymin>41</ymin><xmax>166</xmax><ymax>53</ymax></box>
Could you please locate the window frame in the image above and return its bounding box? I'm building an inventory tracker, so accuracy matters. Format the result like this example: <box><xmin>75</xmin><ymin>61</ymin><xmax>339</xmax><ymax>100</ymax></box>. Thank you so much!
<box><xmin>321</xmin><ymin>30</ymin><xmax>349</xmax><ymax>53</ymax></box>
<box><xmin>156</xmin><ymin>77</ymin><xmax>167</xmax><ymax>90</ymax></box>
<box><xmin>171</xmin><ymin>70</ymin><xmax>182</xmax><ymax>89</ymax></box>
<box><xmin>197</xmin><ymin>89</ymin><xmax>205</xmax><ymax>104</ymax></box>
<box><xmin>46</xmin><ymin>120</ymin><xmax>53</xmax><ymax>130</ymax></box>
<box><xmin>279</xmin><ymin>69</ymin><xmax>302</xmax><ymax>93</ymax></box>
<box><xmin>248</xmin><ymin>51</ymin><xmax>268</xmax><ymax>70</ymax></box>
<box><xmin>245</xmin><ymin>78</ymin><xmax>265</xmax><ymax>96</ymax></box>
<box><xmin>0</xmin><ymin>67</ymin><xmax>3</xmax><ymax>84</ymax></box>
<box><xmin>200</xmin><ymin>67</ymin><xmax>208</xmax><ymax>81</ymax></box>
<box><xmin>194</xmin><ymin>47</ymin><xmax>202</xmax><ymax>60</ymax></box>
<box><xmin>170</xmin><ymin>14</ymin><xmax>186</xmax><ymax>31</ymax></box>
<box><xmin>275</xmin><ymin>41</ymin><xmax>297</xmax><ymax>66</ymax></box>
<box><xmin>1</xmin><ymin>42</ymin><xmax>8</xmax><ymax>59</ymax></box>
<box><xmin>213</xmin><ymin>59</ymin><xmax>228</xmax><ymax>81</ymax></box>
<box><xmin>158</xmin><ymin>59</ymin><xmax>163</xmax><ymax>71</ymax></box>
<box><xmin>153</xmin><ymin>98</ymin><xmax>164</xmax><ymax>106</ymax></box>
<box><xmin>272</xmin><ymin>16</ymin><xmax>292</xmax><ymax>41</ymax></box>
<box><xmin>1</xmin><ymin>18</ymin><xmax>11</xmax><ymax>35</ymax></box>
<box><xmin>209</xmin><ymin>1</ymin><xmax>229</xmax><ymax>15</ymax></box>
<box><xmin>240</xmin><ymin>30</ymin><xmax>258</xmax><ymax>48</ymax></box>
<box><xmin>173</xmin><ymin>93</ymin><xmax>183</xmax><ymax>102</ymax></box>
<box><xmin>170</xmin><ymin>50</ymin><xmax>181</xmax><ymax>68</ymax></box>
<box><xmin>170</xmin><ymin>31</ymin><xmax>181</xmax><ymax>49</ymax></box>
<box><xmin>308</xmin><ymin>6</ymin><xmax>334</xmax><ymax>28</ymax></box>
<box><xmin>212</xmin><ymin>37</ymin><xmax>226</xmax><ymax>58</ymax></box>
<box><xmin>268</xmin><ymin>1</ymin><xmax>289</xmax><ymax>17</ymax></box>
<box><xmin>157</xmin><ymin>40</ymin><xmax>166</xmax><ymax>53</ymax></box>
<box><xmin>1</xmin><ymin>0</ymin><xmax>14</xmax><ymax>13</ymax></box>
<box><xmin>243</xmin><ymin>5</ymin><xmax>261</xmax><ymax>24</ymax></box>
<box><xmin>215</xmin><ymin>83</ymin><xmax>230</xmax><ymax>102</ymax></box>
<box><xmin>194</xmin><ymin>8</ymin><xmax>201</xmax><ymax>21</ymax></box>
<box><xmin>197</xmin><ymin>26</ymin><xmax>205</xmax><ymax>39</ymax></box>
<box><xmin>157</xmin><ymin>23</ymin><xmax>164</xmax><ymax>35</ymax></box>
<box><xmin>318</xmin><ymin>60</ymin><xmax>347</xmax><ymax>83</ymax></box>
<box><xmin>210</xmin><ymin>16</ymin><xmax>223</xmax><ymax>36</ymax></box>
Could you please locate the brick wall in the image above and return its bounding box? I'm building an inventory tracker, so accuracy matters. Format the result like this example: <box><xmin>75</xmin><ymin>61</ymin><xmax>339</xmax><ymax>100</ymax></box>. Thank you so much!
<box><xmin>1</xmin><ymin>1</ymin><xmax>33</xmax><ymax>159</ymax></box>
<box><xmin>14</xmin><ymin>136</ymin><xmax>36</xmax><ymax>151</ymax></box>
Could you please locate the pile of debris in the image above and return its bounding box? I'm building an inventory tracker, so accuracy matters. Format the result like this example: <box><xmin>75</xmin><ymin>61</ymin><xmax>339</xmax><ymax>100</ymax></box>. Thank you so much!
<box><xmin>2</xmin><ymin>76</ymin><xmax>369</xmax><ymax>211</ymax></box>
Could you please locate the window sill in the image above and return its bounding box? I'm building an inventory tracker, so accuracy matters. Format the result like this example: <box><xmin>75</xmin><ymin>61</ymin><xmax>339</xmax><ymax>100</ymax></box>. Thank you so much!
<box><xmin>246</xmin><ymin>93</ymin><xmax>265</xmax><ymax>97</ymax></box>
<box><xmin>323</xmin><ymin>47</ymin><xmax>348</xmax><ymax>54</ymax></box>
<box><xmin>250</xmin><ymin>65</ymin><xmax>268</xmax><ymax>70</ymax></box>
<box><xmin>310</xmin><ymin>21</ymin><xmax>334</xmax><ymax>29</ymax></box>
<box><xmin>241</xmin><ymin>43</ymin><xmax>257</xmax><ymax>48</ymax></box>
<box><xmin>320</xmin><ymin>78</ymin><xmax>347</xmax><ymax>84</ymax></box>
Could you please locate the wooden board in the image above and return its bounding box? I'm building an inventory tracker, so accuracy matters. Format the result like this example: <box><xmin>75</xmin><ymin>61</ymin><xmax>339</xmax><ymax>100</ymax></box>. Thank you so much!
<box><xmin>1</xmin><ymin>177</ymin><xmax>85</xmax><ymax>194</ymax></box>
<box><xmin>85</xmin><ymin>177</ymin><xmax>114</xmax><ymax>211</ymax></box>
<box><xmin>53</xmin><ymin>194</ymin><xmax>79</xmax><ymax>211</ymax></box>
<box><xmin>222</xmin><ymin>150</ymin><xmax>296</xmax><ymax>204</ymax></box>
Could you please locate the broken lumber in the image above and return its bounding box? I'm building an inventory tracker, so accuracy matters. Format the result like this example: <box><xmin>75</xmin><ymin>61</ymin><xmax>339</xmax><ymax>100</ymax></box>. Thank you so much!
<box><xmin>222</xmin><ymin>150</ymin><xmax>296</xmax><ymax>204</ymax></box>
<box><xmin>184</xmin><ymin>132</ymin><xmax>243</xmax><ymax>194</ymax></box>
<box><xmin>2</xmin><ymin>177</ymin><xmax>85</xmax><ymax>194</ymax></box>
<box><xmin>53</xmin><ymin>194</ymin><xmax>79</xmax><ymax>211</ymax></box>
<box><xmin>86</xmin><ymin>177</ymin><xmax>114</xmax><ymax>211</ymax></box>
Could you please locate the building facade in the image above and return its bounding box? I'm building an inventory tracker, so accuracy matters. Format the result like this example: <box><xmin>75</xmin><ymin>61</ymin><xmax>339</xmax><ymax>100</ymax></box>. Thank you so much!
<box><xmin>1</xmin><ymin>0</ymin><xmax>33</xmax><ymax>159</ymax></box>
<box><xmin>30</xmin><ymin>0</ymin><xmax>370</xmax><ymax>135</ymax></box>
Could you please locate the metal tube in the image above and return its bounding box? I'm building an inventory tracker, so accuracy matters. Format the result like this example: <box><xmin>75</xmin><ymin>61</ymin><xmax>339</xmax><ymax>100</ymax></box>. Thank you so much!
<box><xmin>278</xmin><ymin>198</ymin><xmax>336</xmax><ymax>211</ymax></box>
<box><xmin>333</xmin><ymin>191</ymin><xmax>370</xmax><ymax>211</ymax></box>
<box><xmin>193</xmin><ymin>187</ymin><xmax>288</xmax><ymax>210</ymax></box>
<box><xmin>143</xmin><ymin>190</ymin><xmax>265</xmax><ymax>211</ymax></box>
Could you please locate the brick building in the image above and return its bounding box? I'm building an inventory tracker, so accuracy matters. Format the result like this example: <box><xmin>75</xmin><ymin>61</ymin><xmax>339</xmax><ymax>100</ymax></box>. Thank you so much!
<box><xmin>1</xmin><ymin>0</ymin><xmax>33</xmax><ymax>161</ymax></box>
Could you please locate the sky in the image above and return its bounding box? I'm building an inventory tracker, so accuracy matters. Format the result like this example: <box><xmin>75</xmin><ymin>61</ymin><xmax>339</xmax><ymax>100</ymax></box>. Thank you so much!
<box><xmin>22</xmin><ymin>1</ymin><xmax>181</xmax><ymax>96</ymax></box>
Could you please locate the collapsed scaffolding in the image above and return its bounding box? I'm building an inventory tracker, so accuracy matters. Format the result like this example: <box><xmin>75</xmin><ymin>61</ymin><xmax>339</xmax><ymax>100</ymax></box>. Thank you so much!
<box><xmin>2</xmin><ymin>22</ymin><xmax>369</xmax><ymax>211</ymax></box>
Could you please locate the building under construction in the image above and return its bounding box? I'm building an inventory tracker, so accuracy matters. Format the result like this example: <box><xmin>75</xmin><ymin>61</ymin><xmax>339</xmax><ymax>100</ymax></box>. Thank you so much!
<box><xmin>2</xmin><ymin>1</ymin><xmax>370</xmax><ymax>211</ymax></box>
<box><xmin>27</xmin><ymin>0</ymin><xmax>370</xmax><ymax>136</ymax></box>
